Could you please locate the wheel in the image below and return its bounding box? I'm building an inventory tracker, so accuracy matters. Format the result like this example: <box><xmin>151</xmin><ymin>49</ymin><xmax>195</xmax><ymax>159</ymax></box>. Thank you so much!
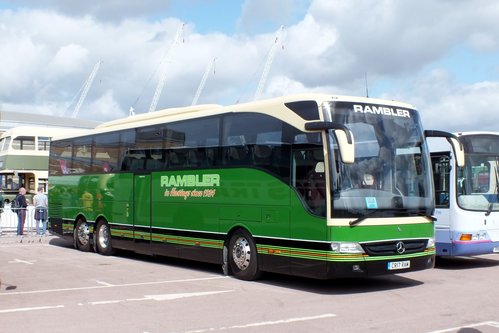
<box><xmin>95</xmin><ymin>221</ymin><xmax>114</xmax><ymax>256</ymax></box>
<box><xmin>228</xmin><ymin>230</ymin><xmax>261</xmax><ymax>281</ymax></box>
<box><xmin>74</xmin><ymin>218</ymin><xmax>91</xmax><ymax>252</ymax></box>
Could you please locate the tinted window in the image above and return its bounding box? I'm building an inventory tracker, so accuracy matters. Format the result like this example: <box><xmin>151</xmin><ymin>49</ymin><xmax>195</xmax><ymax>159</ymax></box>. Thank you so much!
<box><xmin>222</xmin><ymin>112</ymin><xmax>295</xmax><ymax>180</ymax></box>
<box><xmin>49</xmin><ymin>140</ymin><xmax>73</xmax><ymax>175</ymax></box>
<box><xmin>285</xmin><ymin>101</ymin><xmax>320</xmax><ymax>120</ymax></box>
<box><xmin>94</xmin><ymin>132</ymin><xmax>120</xmax><ymax>172</ymax></box>
<box><xmin>72</xmin><ymin>137</ymin><xmax>93</xmax><ymax>174</ymax></box>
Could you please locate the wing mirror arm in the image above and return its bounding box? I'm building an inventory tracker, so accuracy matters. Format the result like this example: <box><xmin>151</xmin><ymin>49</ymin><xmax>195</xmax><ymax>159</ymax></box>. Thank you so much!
<box><xmin>305</xmin><ymin>121</ymin><xmax>355</xmax><ymax>164</ymax></box>
<box><xmin>425</xmin><ymin>130</ymin><xmax>465</xmax><ymax>167</ymax></box>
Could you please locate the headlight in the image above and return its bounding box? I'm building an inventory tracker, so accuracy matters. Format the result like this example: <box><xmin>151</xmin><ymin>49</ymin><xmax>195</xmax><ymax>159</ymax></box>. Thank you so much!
<box><xmin>426</xmin><ymin>238</ymin><xmax>435</xmax><ymax>248</ymax></box>
<box><xmin>331</xmin><ymin>242</ymin><xmax>364</xmax><ymax>254</ymax></box>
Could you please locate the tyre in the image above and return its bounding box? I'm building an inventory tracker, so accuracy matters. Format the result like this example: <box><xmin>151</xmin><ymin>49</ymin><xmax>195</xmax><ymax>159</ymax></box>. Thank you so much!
<box><xmin>228</xmin><ymin>230</ymin><xmax>261</xmax><ymax>281</ymax></box>
<box><xmin>95</xmin><ymin>221</ymin><xmax>114</xmax><ymax>256</ymax></box>
<box><xmin>74</xmin><ymin>218</ymin><xmax>91</xmax><ymax>252</ymax></box>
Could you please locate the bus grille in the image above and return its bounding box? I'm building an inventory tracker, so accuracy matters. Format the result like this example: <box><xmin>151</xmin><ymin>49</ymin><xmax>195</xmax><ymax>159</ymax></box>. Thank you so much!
<box><xmin>361</xmin><ymin>239</ymin><xmax>428</xmax><ymax>256</ymax></box>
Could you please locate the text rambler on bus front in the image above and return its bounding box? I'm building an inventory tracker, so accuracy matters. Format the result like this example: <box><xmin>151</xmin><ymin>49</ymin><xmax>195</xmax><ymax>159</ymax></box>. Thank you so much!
<box><xmin>353</xmin><ymin>104</ymin><xmax>411</xmax><ymax>118</ymax></box>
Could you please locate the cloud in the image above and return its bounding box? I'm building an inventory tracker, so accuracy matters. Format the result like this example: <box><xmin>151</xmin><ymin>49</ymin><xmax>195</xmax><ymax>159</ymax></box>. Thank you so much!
<box><xmin>44</xmin><ymin>43</ymin><xmax>89</xmax><ymax>80</ymax></box>
<box><xmin>2</xmin><ymin>0</ymin><xmax>173</xmax><ymax>21</ymax></box>
<box><xmin>85</xmin><ymin>90</ymin><xmax>124</xmax><ymax>121</ymax></box>
<box><xmin>419</xmin><ymin>81</ymin><xmax>499</xmax><ymax>133</ymax></box>
<box><xmin>237</xmin><ymin>0</ymin><xmax>310</xmax><ymax>33</ymax></box>
<box><xmin>1</xmin><ymin>0</ymin><xmax>499</xmax><ymax>134</ymax></box>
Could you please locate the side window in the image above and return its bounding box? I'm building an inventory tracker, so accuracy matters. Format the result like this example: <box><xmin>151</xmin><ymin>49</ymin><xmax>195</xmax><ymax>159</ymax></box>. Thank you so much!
<box><xmin>93</xmin><ymin>132</ymin><xmax>120</xmax><ymax>172</ymax></box>
<box><xmin>38</xmin><ymin>136</ymin><xmax>50</xmax><ymax>151</ymax></box>
<box><xmin>167</xmin><ymin>117</ymin><xmax>220</xmax><ymax>169</ymax></box>
<box><xmin>285</xmin><ymin>100</ymin><xmax>320</xmax><ymax>120</ymax></box>
<box><xmin>129</xmin><ymin>126</ymin><xmax>165</xmax><ymax>171</ymax></box>
<box><xmin>49</xmin><ymin>140</ymin><xmax>73</xmax><ymax>175</ymax></box>
<box><xmin>50</xmin><ymin>136</ymin><xmax>93</xmax><ymax>175</ymax></box>
<box><xmin>222</xmin><ymin>112</ymin><xmax>292</xmax><ymax>180</ymax></box>
<box><xmin>72</xmin><ymin>137</ymin><xmax>93</xmax><ymax>174</ymax></box>
<box><xmin>431</xmin><ymin>153</ymin><xmax>450</xmax><ymax>207</ymax></box>
<box><xmin>120</xmin><ymin>117</ymin><xmax>221</xmax><ymax>172</ymax></box>
<box><xmin>12</xmin><ymin>136</ymin><xmax>35</xmax><ymax>150</ymax></box>
<box><xmin>119</xmin><ymin>129</ymin><xmax>137</xmax><ymax>171</ymax></box>
<box><xmin>291</xmin><ymin>133</ymin><xmax>326</xmax><ymax>217</ymax></box>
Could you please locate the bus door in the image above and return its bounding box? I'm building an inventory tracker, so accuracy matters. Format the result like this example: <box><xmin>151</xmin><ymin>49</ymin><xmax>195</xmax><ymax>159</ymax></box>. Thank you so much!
<box><xmin>290</xmin><ymin>146</ymin><xmax>327</xmax><ymax>277</ymax></box>
<box><xmin>133</xmin><ymin>174</ymin><xmax>152</xmax><ymax>254</ymax></box>
<box><xmin>431</xmin><ymin>153</ymin><xmax>452</xmax><ymax>255</ymax></box>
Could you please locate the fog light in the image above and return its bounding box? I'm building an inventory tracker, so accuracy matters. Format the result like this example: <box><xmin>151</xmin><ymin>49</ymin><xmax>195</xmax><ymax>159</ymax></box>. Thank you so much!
<box><xmin>352</xmin><ymin>265</ymin><xmax>363</xmax><ymax>272</ymax></box>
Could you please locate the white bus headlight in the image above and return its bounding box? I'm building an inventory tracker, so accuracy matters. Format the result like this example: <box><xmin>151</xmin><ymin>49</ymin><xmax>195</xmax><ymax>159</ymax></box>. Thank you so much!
<box><xmin>426</xmin><ymin>238</ymin><xmax>435</xmax><ymax>248</ymax></box>
<box><xmin>331</xmin><ymin>242</ymin><xmax>364</xmax><ymax>254</ymax></box>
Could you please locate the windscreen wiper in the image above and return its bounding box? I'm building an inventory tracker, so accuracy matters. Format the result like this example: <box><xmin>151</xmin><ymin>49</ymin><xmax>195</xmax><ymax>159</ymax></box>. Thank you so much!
<box><xmin>349</xmin><ymin>210</ymin><xmax>386</xmax><ymax>226</ymax></box>
<box><xmin>349</xmin><ymin>209</ymin><xmax>435</xmax><ymax>226</ymax></box>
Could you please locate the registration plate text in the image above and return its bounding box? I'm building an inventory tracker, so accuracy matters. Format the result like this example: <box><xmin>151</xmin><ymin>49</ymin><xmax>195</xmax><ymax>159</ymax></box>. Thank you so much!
<box><xmin>387</xmin><ymin>260</ymin><xmax>410</xmax><ymax>270</ymax></box>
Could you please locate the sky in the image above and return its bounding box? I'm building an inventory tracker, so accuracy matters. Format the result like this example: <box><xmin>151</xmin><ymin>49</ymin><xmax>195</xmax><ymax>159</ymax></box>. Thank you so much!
<box><xmin>1</xmin><ymin>0</ymin><xmax>499</xmax><ymax>133</ymax></box>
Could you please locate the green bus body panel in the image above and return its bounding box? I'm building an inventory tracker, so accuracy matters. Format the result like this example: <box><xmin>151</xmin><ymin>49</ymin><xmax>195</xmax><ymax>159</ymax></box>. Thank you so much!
<box><xmin>153</xmin><ymin>168</ymin><xmax>292</xmax><ymax>238</ymax></box>
<box><xmin>135</xmin><ymin>174</ymin><xmax>151</xmax><ymax>241</ymax></box>
<box><xmin>332</xmin><ymin>223</ymin><xmax>434</xmax><ymax>242</ymax></box>
<box><xmin>50</xmin><ymin>173</ymin><xmax>134</xmax><ymax>226</ymax></box>
<box><xmin>49</xmin><ymin>168</ymin><xmax>434</xmax><ymax>275</ymax></box>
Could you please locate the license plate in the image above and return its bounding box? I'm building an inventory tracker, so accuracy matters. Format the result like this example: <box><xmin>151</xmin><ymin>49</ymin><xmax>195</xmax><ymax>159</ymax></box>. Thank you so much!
<box><xmin>387</xmin><ymin>260</ymin><xmax>410</xmax><ymax>270</ymax></box>
<box><xmin>493</xmin><ymin>247</ymin><xmax>499</xmax><ymax>253</ymax></box>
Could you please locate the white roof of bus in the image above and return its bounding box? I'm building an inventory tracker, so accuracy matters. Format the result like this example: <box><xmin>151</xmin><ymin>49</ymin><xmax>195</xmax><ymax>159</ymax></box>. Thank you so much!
<box><xmin>51</xmin><ymin>93</ymin><xmax>417</xmax><ymax>141</ymax></box>
<box><xmin>456</xmin><ymin>131</ymin><xmax>499</xmax><ymax>137</ymax></box>
<box><xmin>96</xmin><ymin>104</ymin><xmax>223</xmax><ymax>129</ymax></box>
<box><xmin>429</xmin><ymin>131</ymin><xmax>499</xmax><ymax>152</ymax></box>
<box><xmin>0</xmin><ymin>125</ymin><xmax>88</xmax><ymax>139</ymax></box>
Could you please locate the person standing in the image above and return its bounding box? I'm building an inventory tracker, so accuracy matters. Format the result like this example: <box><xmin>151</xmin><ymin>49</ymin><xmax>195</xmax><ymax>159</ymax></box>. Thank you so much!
<box><xmin>33</xmin><ymin>186</ymin><xmax>49</xmax><ymax>238</ymax></box>
<box><xmin>15</xmin><ymin>187</ymin><xmax>28</xmax><ymax>240</ymax></box>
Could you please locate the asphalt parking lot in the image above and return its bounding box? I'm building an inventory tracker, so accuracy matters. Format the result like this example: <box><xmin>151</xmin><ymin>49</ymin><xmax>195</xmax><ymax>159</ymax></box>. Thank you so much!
<box><xmin>1</xmin><ymin>232</ymin><xmax>498</xmax><ymax>333</ymax></box>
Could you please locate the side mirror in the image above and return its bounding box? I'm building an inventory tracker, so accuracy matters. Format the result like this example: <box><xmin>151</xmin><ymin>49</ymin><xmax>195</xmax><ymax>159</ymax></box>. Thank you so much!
<box><xmin>424</xmin><ymin>130</ymin><xmax>465</xmax><ymax>167</ymax></box>
<box><xmin>305</xmin><ymin>121</ymin><xmax>355</xmax><ymax>164</ymax></box>
<box><xmin>447</xmin><ymin>137</ymin><xmax>465</xmax><ymax>167</ymax></box>
<box><xmin>333</xmin><ymin>128</ymin><xmax>355</xmax><ymax>164</ymax></box>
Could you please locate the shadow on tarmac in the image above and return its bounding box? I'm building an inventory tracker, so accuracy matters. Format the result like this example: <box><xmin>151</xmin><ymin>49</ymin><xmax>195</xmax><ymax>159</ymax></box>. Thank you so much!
<box><xmin>47</xmin><ymin>236</ymin><xmax>425</xmax><ymax>295</ymax></box>
<box><xmin>48</xmin><ymin>236</ymin><xmax>73</xmax><ymax>248</ymax></box>
<box><xmin>435</xmin><ymin>255</ymin><xmax>499</xmax><ymax>270</ymax></box>
<box><xmin>257</xmin><ymin>273</ymin><xmax>423</xmax><ymax>295</ymax></box>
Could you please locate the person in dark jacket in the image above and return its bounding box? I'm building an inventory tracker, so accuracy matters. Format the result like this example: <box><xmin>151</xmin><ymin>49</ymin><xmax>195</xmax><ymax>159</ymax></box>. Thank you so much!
<box><xmin>15</xmin><ymin>187</ymin><xmax>28</xmax><ymax>240</ymax></box>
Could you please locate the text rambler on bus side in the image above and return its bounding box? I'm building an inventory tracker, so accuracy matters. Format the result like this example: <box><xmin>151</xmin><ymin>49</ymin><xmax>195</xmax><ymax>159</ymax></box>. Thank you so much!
<box><xmin>160</xmin><ymin>174</ymin><xmax>220</xmax><ymax>188</ymax></box>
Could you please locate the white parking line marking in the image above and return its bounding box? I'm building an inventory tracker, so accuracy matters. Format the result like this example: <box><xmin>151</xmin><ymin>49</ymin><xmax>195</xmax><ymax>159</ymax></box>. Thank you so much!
<box><xmin>89</xmin><ymin>300</ymin><xmax>123</xmax><ymax>305</ymax></box>
<box><xmin>89</xmin><ymin>290</ymin><xmax>233</xmax><ymax>305</ymax></box>
<box><xmin>95</xmin><ymin>280</ymin><xmax>114</xmax><ymax>286</ymax></box>
<box><xmin>145</xmin><ymin>290</ymin><xmax>232</xmax><ymax>301</ymax></box>
<box><xmin>0</xmin><ymin>276</ymin><xmax>227</xmax><ymax>297</ymax></box>
<box><xmin>8</xmin><ymin>258</ymin><xmax>36</xmax><ymax>265</ymax></box>
<box><xmin>0</xmin><ymin>305</ymin><xmax>64</xmax><ymax>314</ymax></box>
<box><xmin>426</xmin><ymin>321</ymin><xmax>499</xmax><ymax>333</ymax></box>
<box><xmin>181</xmin><ymin>313</ymin><xmax>337</xmax><ymax>333</ymax></box>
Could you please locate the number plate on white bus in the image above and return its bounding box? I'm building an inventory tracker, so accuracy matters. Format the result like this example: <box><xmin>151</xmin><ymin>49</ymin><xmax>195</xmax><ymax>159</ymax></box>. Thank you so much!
<box><xmin>387</xmin><ymin>260</ymin><xmax>410</xmax><ymax>270</ymax></box>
